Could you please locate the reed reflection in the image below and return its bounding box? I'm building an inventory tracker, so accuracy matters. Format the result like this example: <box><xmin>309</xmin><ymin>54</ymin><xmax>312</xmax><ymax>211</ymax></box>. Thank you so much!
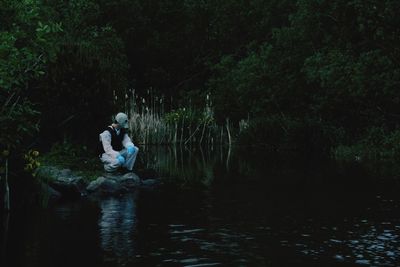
<box><xmin>141</xmin><ymin>145</ymin><xmax>231</xmax><ymax>186</ymax></box>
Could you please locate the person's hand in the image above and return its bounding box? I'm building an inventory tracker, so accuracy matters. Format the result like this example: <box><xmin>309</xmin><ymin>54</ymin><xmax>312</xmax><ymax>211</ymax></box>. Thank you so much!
<box><xmin>127</xmin><ymin>145</ymin><xmax>135</xmax><ymax>155</ymax></box>
<box><xmin>117</xmin><ymin>155</ymin><xmax>125</xmax><ymax>165</ymax></box>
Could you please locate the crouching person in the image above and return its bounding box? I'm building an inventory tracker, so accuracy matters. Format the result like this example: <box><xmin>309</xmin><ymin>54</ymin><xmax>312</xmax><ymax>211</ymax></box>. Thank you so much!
<box><xmin>99</xmin><ymin>112</ymin><xmax>139</xmax><ymax>173</ymax></box>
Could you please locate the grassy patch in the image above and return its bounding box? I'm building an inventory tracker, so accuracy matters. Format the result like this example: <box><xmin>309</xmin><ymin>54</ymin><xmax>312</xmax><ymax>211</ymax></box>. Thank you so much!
<box><xmin>39</xmin><ymin>143</ymin><xmax>103</xmax><ymax>182</ymax></box>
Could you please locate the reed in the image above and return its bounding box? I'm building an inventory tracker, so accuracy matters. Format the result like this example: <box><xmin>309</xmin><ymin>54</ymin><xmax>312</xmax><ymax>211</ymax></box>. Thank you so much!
<box><xmin>124</xmin><ymin>89</ymin><xmax>240</xmax><ymax>146</ymax></box>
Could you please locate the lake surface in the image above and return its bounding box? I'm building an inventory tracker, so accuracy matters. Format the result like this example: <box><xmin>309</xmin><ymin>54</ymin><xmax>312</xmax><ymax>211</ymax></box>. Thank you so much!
<box><xmin>2</xmin><ymin>146</ymin><xmax>400</xmax><ymax>266</ymax></box>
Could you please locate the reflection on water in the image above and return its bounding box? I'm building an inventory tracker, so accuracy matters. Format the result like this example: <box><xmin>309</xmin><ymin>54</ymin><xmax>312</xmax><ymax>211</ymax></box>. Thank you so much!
<box><xmin>343</xmin><ymin>222</ymin><xmax>399</xmax><ymax>266</ymax></box>
<box><xmin>140</xmin><ymin>145</ymin><xmax>231</xmax><ymax>186</ymax></box>
<box><xmin>3</xmin><ymin>146</ymin><xmax>400</xmax><ymax>266</ymax></box>
<box><xmin>1</xmin><ymin>213</ymin><xmax>10</xmax><ymax>266</ymax></box>
<box><xmin>131</xmin><ymin>146</ymin><xmax>400</xmax><ymax>266</ymax></box>
<box><xmin>99</xmin><ymin>194</ymin><xmax>137</xmax><ymax>263</ymax></box>
<box><xmin>162</xmin><ymin>224</ymin><xmax>265</xmax><ymax>266</ymax></box>
<box><xmin>280</xmin><ymin>218</ymin><xmax>400</xmax><ymax>266</ymax></box>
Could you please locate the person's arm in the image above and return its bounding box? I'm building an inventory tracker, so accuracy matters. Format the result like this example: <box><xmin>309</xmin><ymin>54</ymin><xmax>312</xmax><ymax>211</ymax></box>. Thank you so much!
<box><xmin>122</xmin><ymin>133</ymin><xmax>134</xmax><ymax>148</ymax></box>
<box><xmin>99</xmin><ymin>130</ymin><xmax>120</xmax><ymax>158</ymax></box>
<box><xmin>122</xmin><ymin>133</ymin><xmax>137</xmax><ymax>155</ymax></box>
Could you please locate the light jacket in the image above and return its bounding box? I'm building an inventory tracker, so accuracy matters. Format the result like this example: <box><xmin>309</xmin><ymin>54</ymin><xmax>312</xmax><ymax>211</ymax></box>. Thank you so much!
<box><xmin>99</xmin><ymin>126</ymin><xmax>134</xmax><ymax>158</ymax></box>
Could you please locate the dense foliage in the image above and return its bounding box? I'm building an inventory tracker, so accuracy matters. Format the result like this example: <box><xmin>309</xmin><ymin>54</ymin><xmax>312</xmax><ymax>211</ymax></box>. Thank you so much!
<box><xmin>1</xmin><ymin>0</ymin><xmax>400</xmax><ymax>161</ymax></box>
<box><xmin>209</xmin><ymin>0</ymin><xmax>400</xmax><ymax>156</ymax></box>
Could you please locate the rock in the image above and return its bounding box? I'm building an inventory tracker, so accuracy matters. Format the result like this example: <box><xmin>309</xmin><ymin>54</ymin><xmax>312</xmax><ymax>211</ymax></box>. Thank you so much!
<box><xmin>38</xmin><ymin>166</ymin><xmax>148</xmax><ymax>198</ymax></box>
<box><xmin>59</xmin><ymin>168</ymin><xmax>72</xmax><ymax>177</ymax></box>
<box><xmin>140</xmin><ymin>178</ymin><xmax>160</xmax><ymax>188</ymax></box>
<box><xmin>87</xmin><ymin>172</ymin><xmax>141</xmax><ymax>196</ymax></box>
<box><xmin>119</xmin><ymin>172</ymin><xmax>141</xmax><ymax>189</ymax></box>
<box><xmin>49</xmin><ymin>173</ymin><xmax>87</xmax><ymax>198</ymax></box>
<box><xmin>37</xmin><ymin>166</ymin><xmax>87</xmax><ymax>198</ymax></box>
<box><xmin>87</xmin><ymin>177</ymin><xmax>119</xmax><ymax>196</ymax></box>
<box><xmin>40</xmin><ymin>183</ymin><xmax>62</xmax><ymax>201</ymax></box>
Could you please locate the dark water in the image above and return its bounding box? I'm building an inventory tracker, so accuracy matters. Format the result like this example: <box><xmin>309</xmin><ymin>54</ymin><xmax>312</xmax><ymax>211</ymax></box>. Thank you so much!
<box><xmin>2</xmin><ymin>146</ymin><xmax>400</xmax><ymax>266</ymax></box>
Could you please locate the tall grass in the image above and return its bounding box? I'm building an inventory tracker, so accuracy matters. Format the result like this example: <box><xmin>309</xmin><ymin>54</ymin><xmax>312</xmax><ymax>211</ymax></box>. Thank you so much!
<box><xmin>124</xmin><ymin>89</ymin><xmax>241</xmax><ymax>146</ymax></box>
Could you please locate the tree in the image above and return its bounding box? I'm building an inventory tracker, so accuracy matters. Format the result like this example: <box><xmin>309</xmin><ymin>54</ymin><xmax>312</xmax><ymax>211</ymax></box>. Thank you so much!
<box><xmin>0</xmin><ymin>0</ymin><xmax>60</xmax><ymax>210</ymax></box>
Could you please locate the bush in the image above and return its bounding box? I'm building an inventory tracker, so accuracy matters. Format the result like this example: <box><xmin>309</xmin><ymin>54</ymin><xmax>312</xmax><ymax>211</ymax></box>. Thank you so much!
<box><xmin>237</xmin><ymin>115</ymin><xmax>342</xmax><ymax>155</ymax></box>
<box><xmin>332</xmin><ymin>127</ymin><xmax>400</xmax><ymax>161</ymax></box>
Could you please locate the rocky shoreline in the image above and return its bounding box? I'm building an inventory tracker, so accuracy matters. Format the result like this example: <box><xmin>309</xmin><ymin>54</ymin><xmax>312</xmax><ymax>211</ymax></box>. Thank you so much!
<box><xmin>37</xmin><ymin>166</ymin><xmax>160</xmax><ymax>201</ymax></box>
